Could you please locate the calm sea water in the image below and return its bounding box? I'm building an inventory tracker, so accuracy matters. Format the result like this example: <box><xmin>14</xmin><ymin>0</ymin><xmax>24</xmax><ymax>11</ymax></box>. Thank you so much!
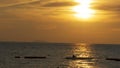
<box><xmin>0</xmin><ymin>42</ymin><xmax>120</xmax><ymax>68</ymax></box>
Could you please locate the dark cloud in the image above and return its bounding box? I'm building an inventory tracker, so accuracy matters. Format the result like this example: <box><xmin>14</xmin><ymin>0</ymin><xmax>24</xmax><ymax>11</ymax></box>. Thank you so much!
<box><xmin>43</xmin><ymin>1</ymin><xmax>79</xmax><ymax>7</ymax></box>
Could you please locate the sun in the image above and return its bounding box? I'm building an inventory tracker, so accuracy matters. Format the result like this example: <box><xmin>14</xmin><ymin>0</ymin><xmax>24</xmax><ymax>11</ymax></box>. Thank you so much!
<box><xmin>72</xmin><ymin>0</ymin><xmax>95</xmax><ymax>19</ymax></box>
<box><xmin>73</xmin><ymin>5</ymin><xmax>95</xmax><ymax>19</ymax></box>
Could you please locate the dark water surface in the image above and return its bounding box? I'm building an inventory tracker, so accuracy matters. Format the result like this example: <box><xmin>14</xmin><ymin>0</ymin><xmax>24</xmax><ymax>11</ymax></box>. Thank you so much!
<box><xmin>0</xmin><ymin>42</ymin><xmax>120</xmax><ymax>68</ymax></box>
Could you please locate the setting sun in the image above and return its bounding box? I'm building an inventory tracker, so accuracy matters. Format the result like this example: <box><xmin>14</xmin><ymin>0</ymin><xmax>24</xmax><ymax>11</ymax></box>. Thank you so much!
<box><xmin>72</xmin><ymin>0</ymin><xmax>95</xmax><ymax>19</ymax></box>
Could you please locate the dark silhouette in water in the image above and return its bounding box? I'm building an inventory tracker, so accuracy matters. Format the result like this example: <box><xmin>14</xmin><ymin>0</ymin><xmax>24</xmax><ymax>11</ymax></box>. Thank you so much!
<box><xmin>65</xmin><ymin>55</ymin><xmax>93</xmax><ymax>60</ymax></box>
<box><xmin>24</xmin><ymin>56</ymin><xmax>46</xmax><ymax>59</ymax></box>
<box><xmin>106</xmin><ymin>58</ymin><xmax>120</xmax><ymax>61</ymax></box>
<box><xmin>72</xmin><ymin>55</ymin><xmax>77</xmax><ymax>58</ymax></box>
<box><xmin>14</xmin><ymin>56</ymin><xmax>46</xmax><ymax>59</ymax></box>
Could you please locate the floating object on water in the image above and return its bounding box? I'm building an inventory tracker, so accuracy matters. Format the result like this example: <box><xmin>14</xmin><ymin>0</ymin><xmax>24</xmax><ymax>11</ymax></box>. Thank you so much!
<box><xmin>106</xmin><ymin>58</ymin><xmax>120</xmax><ymax>61</ymax></box>
<box><xmin>24</xmin><ymin>56</ymin><xmax>46</xmax><ymax>59</ymax></box>
<box><xmin>65</xmin><ymin>57</ymin><xmax>93</xmax><ymax>60</ymax></box>
<box><xmin>14</xmin><ymin>56</ymin><xmax>46</xmax><ymax>59</ymax></box>
<box><xmin>65</xmin><ymin>55</ymin><xmax>93</xmax><ymax>60</ymax></box>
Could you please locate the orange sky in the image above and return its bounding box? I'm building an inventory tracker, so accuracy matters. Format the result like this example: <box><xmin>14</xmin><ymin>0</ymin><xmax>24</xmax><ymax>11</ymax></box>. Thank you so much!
<box><xmin>0</xmin><ymin>0</ymin><xmax>120</xmax><ymax>44</ymax></box>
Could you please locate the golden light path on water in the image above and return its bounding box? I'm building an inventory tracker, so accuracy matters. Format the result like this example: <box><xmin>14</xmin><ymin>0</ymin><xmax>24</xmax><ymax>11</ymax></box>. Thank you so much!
<box><xmin>67</xmin><ymin>43</ymin><xmax>96</xmax><ymax>68</ymax></box>
<box><xmin>72</xmin><ymin>0</ymin><xmax>95</xmax><ymax>19</ymax></box>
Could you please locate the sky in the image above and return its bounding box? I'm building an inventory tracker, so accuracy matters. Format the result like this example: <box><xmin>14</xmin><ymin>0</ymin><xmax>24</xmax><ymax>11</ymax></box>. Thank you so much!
<box><xmin>0</xmin><ymin>0</ymin><xmax>120</xmax><ymax>44</ymax></box>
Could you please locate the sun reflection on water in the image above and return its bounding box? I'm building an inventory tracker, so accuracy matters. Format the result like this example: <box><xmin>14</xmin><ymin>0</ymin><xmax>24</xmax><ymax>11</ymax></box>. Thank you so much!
<box><xmin>74</xmin><ymin>43</ymin><xmax>92</xmax><ymax>57</ymax></box>
<box><xmin>67</xmin><ymin>43</ymin><xmax>96</xmax><ymax>68</ymax></box>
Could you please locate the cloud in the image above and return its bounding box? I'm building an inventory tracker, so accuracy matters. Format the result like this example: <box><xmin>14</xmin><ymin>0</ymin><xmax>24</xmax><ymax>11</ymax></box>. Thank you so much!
<box><xmin>92</xmin><ymin>1</ymin><xmax>120</xmax><ymax>12</ymax></box>
<box><xmin>0</xmin><ymin>0</ymin><xmax>79</xmax><ymax>9</ymax></box>
<box><xmin>92</xmin><ymin>4</ymin><xmax>120</xmax><ymax>12</ymax></box>
<box><xmin>0</xmin><ymin>0</ymin><xmax>41</xmax><ymax>8</ymax></box>
<box><xmin>42</xmin><ymin>1</ymin><xmax>79</xmax><ymax>7</ymax></box>
<box><xmin>0</xmin><ymin>0</ymin><xmax>77</xmax><ymax>16</ymax></box>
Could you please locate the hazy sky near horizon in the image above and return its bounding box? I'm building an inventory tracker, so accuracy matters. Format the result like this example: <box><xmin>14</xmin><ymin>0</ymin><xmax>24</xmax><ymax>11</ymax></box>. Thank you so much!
<box><xmin>0</xmin><ymin>0</ymin><xmax>120</xmax><ymax>43</ymax></box>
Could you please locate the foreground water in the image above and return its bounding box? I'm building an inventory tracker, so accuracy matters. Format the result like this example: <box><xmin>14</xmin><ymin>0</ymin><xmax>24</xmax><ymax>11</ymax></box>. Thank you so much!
<box><xmin>0</xmin><ymin>42</ymin><xmax>120</xmax><ymax>68</ymax></box>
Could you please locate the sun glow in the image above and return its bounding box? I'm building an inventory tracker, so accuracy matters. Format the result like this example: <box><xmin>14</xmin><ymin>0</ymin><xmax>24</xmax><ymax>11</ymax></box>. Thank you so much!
<box><xmin>72</xmin><ymin>0</ymin><xmax>95</xmax><ymax>19</ymax></box>
<box><xmin>75</xmin><ymin>0</ymin><xmax>92</xmax><ymax>5</ymax></box>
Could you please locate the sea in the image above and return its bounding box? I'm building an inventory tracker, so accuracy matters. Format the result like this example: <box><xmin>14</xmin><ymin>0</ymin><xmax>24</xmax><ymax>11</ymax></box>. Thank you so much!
<box><xmin>0</xmin><ymin>42</ymin><xmax>120</xmax><ymax>68</ymax></box>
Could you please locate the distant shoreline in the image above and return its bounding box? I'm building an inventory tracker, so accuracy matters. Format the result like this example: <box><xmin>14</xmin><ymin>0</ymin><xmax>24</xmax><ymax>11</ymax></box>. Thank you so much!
<box><xmin>0</xmin><ymin>41</ymin><xmax>120</xmax><ymax>45</ymax></box>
